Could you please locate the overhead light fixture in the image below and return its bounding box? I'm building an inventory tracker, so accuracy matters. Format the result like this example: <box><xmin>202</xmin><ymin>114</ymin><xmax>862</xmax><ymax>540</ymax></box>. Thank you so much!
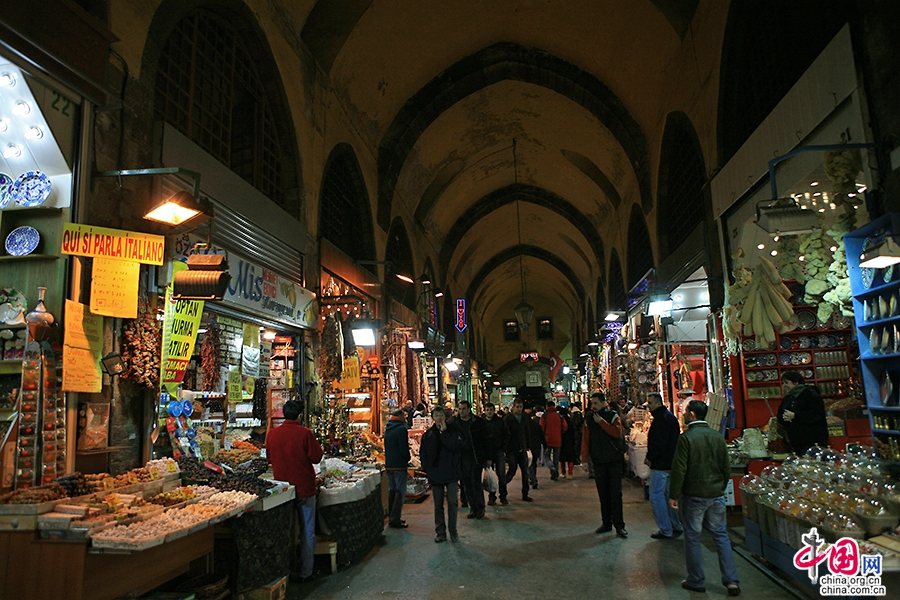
<box><xmin>860</xmin><ymin>237</ymin><xmax>900</xmax><ymax>268</ymax></box>
<box><xmin>443</xmin><ymin>359</ymin><xmax>459</xmax><ymax>372</ymax></box>
<box><xmin>605</xmin><ymin>311</ymin><xmax>624</xmax><ymax>322</ymax></box>
<box><xmin>0</xmin><ymin>72</ymin><xmax>16</xmax><ymax>87</ymax></box>
<box><xmin>407</xmin><ymin>340</ymin><xmax>426</xmax><ymax>351</ymax></box>
<box><xmin>24</xmin><ymin>126</ymin><xmax>43</xmax><ymax>140</ymax></box>
<box><xmin>419</xmin><ymin>274</ymin><xmax>432</xmax><ymax>285</ymax></box>
<box><xmin>350</xmin><ymin>315</ymin><xmax>378</xmax><ymax>347</ymax></box>
<box><xmin>433</xmin><ymin>288</ymin><xmax>444</xmax><ymax>298</ymax></box>
<box><xmin>587</xmin><ymin>339</ymin><xmax>600</xmax><ymax>347</ymax></box>
<box><xmin>395</xmin><ymin>272</ymin><xmax>415</xmax><ymax>284</ymax></box>
<box><xmin>0</xmin><ymin>118</ymin><xmax>7</xmax><ymax>132</ymax></box>
<box><xmin>144</xmin><ymin>190</ymin><xmax>211</xmax><ymax>227</ymax></box>
<box><xmin>513</xmin><ymin>298</ymin><xmax>534</xmax><ymax>331</ymax></box>
<box><xmin>3</xmin><ymin>143</ymin><xmax>22</xmax><ymax>158</ymax></box>
<box><xmin>562</xmin><ymin>364</ymin><xmax>570</xmax><ymax>375</ymax></box>
<box><xmin>756</xmin><ymin>198</ymin><xmax>820</xmax><ymax>236</ymax></box>
<box><xmin>263</xmin><ymin>330</ymin><xmax>276</xmax><ymax>341</ymax></box>
<box><xmin>12</xmin><ymin>101</ymin><xmax>30</xmax><ymax>116</ymax></box>
<box><xmin>646</xmin><ymin>293</ymin><xmax>674</xmax><ymax>316</ymax></box>
<box><xmin>493</xmin><ymin>381</ymin><xmax>501</xmax><ymax>386</ymax></box>
<box><xmin>172</xmin><ymin>244</ymin><xmax>232</xmax><ymax>300</ymax></box>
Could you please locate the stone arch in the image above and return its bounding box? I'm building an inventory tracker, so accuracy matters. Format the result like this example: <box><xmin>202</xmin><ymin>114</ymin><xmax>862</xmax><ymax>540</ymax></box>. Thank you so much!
<box><xmin>319</xmin><ymin>143</ymin><xmax>376</xmax><ymax>270</ymax></box>
<box><xmin>378</xmin><ymin>42</ymin><xmax>651</xmax><ymax>230</ymax></box>
<box><xmin>627</xmin><ymin>204</ymin><xmax>655</xmax><ymax>289</ymax></box>
<box><xmin>146</xmin><ymin>0</ymin><xmax>304</xmax><ymax>217</ymax></box>
<box><xmin>657</xmin><ymin>111</ymin><xmax>710</xmax><ymax>258</ymax></box>
<box><xmin>717</xmin><ymin>0</ymin><xmax>851</xmax><ymax>165</ymax></box>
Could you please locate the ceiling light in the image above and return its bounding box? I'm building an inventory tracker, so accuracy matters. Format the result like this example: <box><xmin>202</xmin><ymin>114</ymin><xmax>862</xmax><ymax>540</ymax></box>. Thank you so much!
<box><xmin>443</xmin><ymin>359</ymin><xmax>459</xmax><ymax>372</ymax></box>
<box><xmin>0</xmin><ymin>72</ymin><xmax>16</xmax><ymax>87</ymax></box>
<box><xmin>350</xmin><ymin>317</ymin><xmax>378</xmax><ymax>347</ymax></box>
<box><xmin>143</xmin><ymin>191</ymin><xmax>211</xmax><ymax>226</ymax></box>
<box><xmin>773</xmin><ymin>236</ymin><xmax>780</xmax><ymax>242</ymax></box>
<box><xmin>263</xmin><ymin>330</ymin><xmax>276</xmax><ymax>341</ymax></box>
<box><xmin>858</xmin><ymin>186</ymin><xmax>867</xmax><ymax>192</ymax></box>
<box><xmin>799</xmin><ymin>255</ymin><xmax>805</xmax><ymax>262</ymax></box>
<box><xmin>513</xmin><ymin>298</ymin><xmax>534</xmax><ymax>331</ymax></box>
<box><xmin>433</xmin><ymin>288</ymin><xmax>444</xmax><ymax>298</ymax></box>
<box><xmin>395</xmin><ymin>273</ymin><xmax>414</xmax><ymax>284</ymax></box>
<box><xmin>0</xmin><ymin>119</ymin><xmax>8</xmax><ymax>132</ymax></box>
<box><xmin>24</xmin><ymin>126</ymin><xmax>43</xmax><ymax>140</ymax></box>
<box><xmin>810</xmin><ymin>181</ymin><xmax>819</xmax><ymax>187</ymax></box>
<box><xmin>818</xmin><ymin>208</ymin><xmax>826</xmax><ymax>213</ymax></box>
<box><xmin>493</xmin><ymin>381</ymin><xmax>501</xmax><ymax>386</ymax></box>
<box><xmin>646</xmin><ymin>293</ymin><xmax>673</xmax><ymax>316</ymax></box>
<box><xmin>562</xmin><ymin>364</ymin><xmax>570</xmax><ymax>375</ymax></box>
<box><xmin>771</xmin><ymin>250</ymin><xmax>778</xmax><ymax>256</ymax></box>
<box><xmin>860</xmin><ymin>238</ymin><xmax>900</xmax><ymax>268</ymax></box>
<box><xmin>587</xmin><ymin>339</ymin><xmax>600</xmax><ymax>347</ymax></box>
<box><xmin>756</xmin><ymin>199</ymin><xmax>820</xmax><ymax>236</ymax></box>
<box><xmin>11</xmin><ymin>101</ymin><xmax>30</xmax><ymax>116</ymax></box>
<box><xmin>407</xmin><ymin>340</ymin><xmax>425</xmax><ymax>351</ymax></box>
<box><xmin>757</xmin><ymin>243</ymin><xmax>765</xmax><ymax>250</ymax></box>
<box><xmin>813</xmin><ymin>192</ymin><xmax>821</xmax><ymax>197</ymax></box>
<box><xmin>604</xmin><ymin>312</ymin><xmax>623</xmax><ymax>321</ymax></box>
<box><xmin>830</xmin><ymin>246</ymin><xmax>837</xmax><ymax>252</ymax></box>
<box><xmin>419</xmin><ymin>274</ymin><xmax>432</xmax><ymax>285</ymax></box>
<box><xmin>3</xmin><ymin>143</ymin><xmax>22</xmax><ymax>158</ymax></box>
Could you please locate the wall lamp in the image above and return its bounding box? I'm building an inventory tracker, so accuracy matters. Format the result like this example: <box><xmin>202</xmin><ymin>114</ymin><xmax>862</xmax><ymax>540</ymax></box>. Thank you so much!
<box><xmin>860</xmin><ymin>237</ymin><xmax>900</xmax><ymax>268</ymax></box>
<box><xmin>443</xmin><ymin>358</ymin><xmax>459</xmax><ymax>372</ymax></box>
<box><xmin>94</xmin><ymin>167</ymin><xmax>212</xmax><ymax>230</ymax></box>
<box><xmin>433</xmin><ymin>288</ymin><xmax>445</xmax><ymax>298</ymax></box>
<box><xmin>351</xmin><ymin>313</ymin><xmax>380</xmax><ymax>347</ymax></box>
<box><xmin>407</xmin><ymin>339</ymin><xmax>426</xmax><ymax>351</ymax></box>
<box><xmin>100</xmin><ymin>352</ymin><xmax>126</xmax><ymax>376</ymax></box>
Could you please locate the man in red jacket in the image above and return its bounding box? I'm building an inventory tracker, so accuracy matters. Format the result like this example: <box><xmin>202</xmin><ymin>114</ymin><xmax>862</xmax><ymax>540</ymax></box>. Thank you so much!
<box><xmin>267</xmin><ymin>400</ymin><xmax>324</xmax><ymax>582</ymax></box>
<box><xmin>540</xmin><ymin>402</ymin><xmax>567</xmax><ymax>480</ymax></box>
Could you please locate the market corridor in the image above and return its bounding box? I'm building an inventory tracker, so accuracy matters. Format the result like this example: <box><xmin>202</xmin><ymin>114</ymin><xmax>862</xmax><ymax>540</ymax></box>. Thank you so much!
<box><xmin>287</xmin><ymin>469</ymin><xmax>800</xmax><ymax>600</ymax></box>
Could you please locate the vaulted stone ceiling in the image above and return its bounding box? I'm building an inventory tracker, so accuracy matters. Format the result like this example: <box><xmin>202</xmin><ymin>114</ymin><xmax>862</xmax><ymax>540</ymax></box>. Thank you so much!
<box><xmin>296</xmin><ymin>0</ymin><xmax>706</xmax><ymax>368</ymax></box>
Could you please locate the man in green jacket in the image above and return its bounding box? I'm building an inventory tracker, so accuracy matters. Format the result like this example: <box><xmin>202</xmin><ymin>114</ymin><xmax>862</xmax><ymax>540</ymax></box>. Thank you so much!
<box><xmin>669</xmin><ymin>400</ymin><xmax>740</xmax><ymax>596</ymax></box>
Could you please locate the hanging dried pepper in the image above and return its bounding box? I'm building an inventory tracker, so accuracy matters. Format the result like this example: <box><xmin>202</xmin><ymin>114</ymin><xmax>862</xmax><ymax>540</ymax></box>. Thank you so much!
<box><xmin>200</xmin><ymin>318</ymin><xmax>221</xmax><ymax>391</ymax></box>
<box><xmin>121</xmin><ymin>301</ymin><xmax>161</xmax><ymax>388</ymax></box>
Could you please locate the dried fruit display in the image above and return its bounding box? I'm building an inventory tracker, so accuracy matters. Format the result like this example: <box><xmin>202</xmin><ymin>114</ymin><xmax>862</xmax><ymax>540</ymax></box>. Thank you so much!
<box><xmin>121</xmin><ymin>301</ymin><xmax>161</xmax><ymax>388</ymax></box>
<box><xmin>200</xmin><ymin>318</ymin><xmax>221</xmax><ymax>391</ymax></box>
<box><xmin>0</xmin><ymin>482</ymin><xmax>67</xmax><ymax>504</ymax></box>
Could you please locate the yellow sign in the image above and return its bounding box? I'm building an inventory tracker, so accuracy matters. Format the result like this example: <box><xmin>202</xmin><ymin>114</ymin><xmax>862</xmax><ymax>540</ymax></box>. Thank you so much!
<box><xmin>61</xmin><ymin>223</ymin><xmax>166</xmax><ymax>265</ymax></box>
<box><xmin>90</xmin><ymin>257</ymin><xmax>139</xmax><ymax>318</ymax></box>
<box><xmin>228</xmin><ymin>368</ymin><xmax>242</xmax><ymax>402</ymax></box>
<box><xmin>62</xmin><ymin>300</ymin><xmax>103</xmax><ymax>393</ymax></box>
<box><xmin>340</xmin><ymin>356</ymin><xmax>361</xmax><ymax>391</ymax></box>
<box><xmin>160</xmin><ymin>264</ymin><xmax>205</xmax><ymax>395</ymax></box>
<box><xmin>245</xmin><ymin>377</ymin><xmax>256</xmax><ymax>397</ymax></box>
<box><xmin>242</xmin><ymin>323</ymin><xmax>259</xmax><ymax>348</ymax></box>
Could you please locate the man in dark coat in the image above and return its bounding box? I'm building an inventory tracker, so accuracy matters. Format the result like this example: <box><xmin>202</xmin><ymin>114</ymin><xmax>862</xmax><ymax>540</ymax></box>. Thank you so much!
<box><xmin>644</xmin><ymin>393</ymin><xmax>682</xmax><ymax>539</ymax></box>
<box><xmin>384</xmin><ymin>408</ymin><xmax>410</xmax><ymax>529</ymax></box>
<box><xmin>526</xmin><ymin>407</ymin><xmax>545</xmax><ymax>489</ymax></box>
<box><xmin>503</xmin><ymin>397</ymin><xmax>534</xmax><ymax>502</ymax></box>
<box><xmin>420</xmin><ymin>406</ymin><xmax>463</xmax><ymax>542</ymax></box>
<box><xmin>777</xmin><ymin>370</ymin><xmax>829</xmax><ymax>455</ymax></box>
<box><xmin>456</xmin><ymin>400</ymin><xmax>489</xmax><ymax>519</ymax></box>
<box><xmin>583</xmin><ymin>391</ymin><xmax>626</xmax><ymax>538</ymax></box>
<box><xmin>482</xmin><ymin>402</ymin><xmax>509</xmax><ymax>505</ymax></box>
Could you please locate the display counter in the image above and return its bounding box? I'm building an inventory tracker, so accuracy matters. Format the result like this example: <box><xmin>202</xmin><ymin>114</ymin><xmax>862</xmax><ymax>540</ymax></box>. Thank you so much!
<box><xmin>317</xmin><ymin>470</ymin><xmax>385</xmax><ymax>566</ymax></box>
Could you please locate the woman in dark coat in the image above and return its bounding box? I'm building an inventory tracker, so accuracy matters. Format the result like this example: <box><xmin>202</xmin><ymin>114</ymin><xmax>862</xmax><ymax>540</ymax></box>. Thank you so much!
<box><xmin>777</xmin><ymin>370</ymin><xmax>828</xmax><ymax>455</ymax></box>
<box><xmin>558</xmin><ymin>406</ymin><xmax>578</xmax><ymax>479</ymax></box>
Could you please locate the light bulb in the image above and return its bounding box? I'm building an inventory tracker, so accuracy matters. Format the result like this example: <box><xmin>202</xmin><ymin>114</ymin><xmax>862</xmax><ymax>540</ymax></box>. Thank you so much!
<box><xmin>12</xmin><ymin>101</ymin><xmax>30</xmax><ymax>116</ymax></box>
<box><xmin>24</xmin><ymin>126</ymin><xmax>43</xmax><ymax>140</ymax></box>
<box><xmin>799</xmin><ymin>255</ymin><xmax>805</xmax><ymax>262</ymax></box>
<box><xmin>757</xmin><ymin>243</ymin><xmax>765</xmax><ymax>250</ymax></box>
<box><xmin>0</xmin><ymin>72</ymin><xmax>15</xmax><ymax>87</ymax></box>
<box><xmin>770</xmin><ymin>250</ymin><xmax>778</xmax><ymax>256</ymax></box>
<box><xmin>773</xmin><ymin>236</ymin><xmax>780</xmax><ymax>242</ymax></box>
<box><xmin>818</xmin><ymin>208</ymin><xmax>826</xmax><ymax>213</ymax></box>
<box><xmin>830</xmin><ymin>246</ymin><xmax>837</xmax><ymax>252</ymax></box>
<box><xmin>810</xmin><ymin>181</ymin><xmax>819</xmax><ymax>187</ymax></box>
<box><xmin>0</xmin><ymin>118</ymin><xmax>7</xmax><ymax>132</ymax></box>
<box><xmin>3</xmin><ymin>143</ymin><xmax>21</xmax><ymax>158</ymax></box>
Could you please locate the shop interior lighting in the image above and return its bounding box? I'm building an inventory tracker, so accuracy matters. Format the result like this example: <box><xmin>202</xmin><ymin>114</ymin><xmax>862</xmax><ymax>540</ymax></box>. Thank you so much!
<box><xmin>646</xmin><ymin>293</ymin><xmax>674</xmax><ymax>316</ymax></box>
<box><xmin>0</xmin><ymin>72</ymin><xmax>16</xmax><ymax>87</ymax></box>
<box><xmin>562</xmin><ymin>364</ymin><xmax>570</xmax><ymax>375</ymax></box>
<box><xmin>419</xmin><ymin>274</ymin><xmax>432</xmax><ymax>285</ymax></box>
<box><xmin>395</xmin><ymin>272</ymin><xmax>414</xmax><ymax>284</ymax></box>
<box><xmin>756</xmin><ymin>198</ymin><xmax>820</xmax><ymax>236</ymax></box>
<box><xmin>3</xmin><ymin>144</ymin><xmax>21</xmax><ymax>158</ymax></box>
<box><xmin>144</xmin><ymin>190</ymin><xmax>211</xmax><ymax>227</ymax></box>
<box><xmin>604</xmin><ymin>311</ymin><xmax>624</xmax><ymax>321</ymax></box>
<box><xmin>493</xmin><ymin>380</ymin><xmax>501</xmax><ymax>386</ymax></box>
<box><xmin>263</xmin><ymin>330</ymin><xmax>276</xmax><ymax>341</ymax></box>
<box><xmin>0</xmin><ymin>118</ymin><xmax>8</xmax><ymax>132</ymax></box>
<box><xmin>24</xmin><ymin>126</ymin><xmax>43</xmax><ymax>140</ymax></box>
<box><xmin>860</xmin><ymin>237</ymin><xmax>900</xmax><ymax>269</ymax></box>
<box><xmin>587</xmin><ymin>339</ymin><xmax>600</xmax><ymax>347</ymax></box>
<box><xmin>350</xmin><ymin>315</ymin><xmax>378</xmax><ymax>347</ymax></box>
<box><xmin>443</xmin><ymin>359</ymin><xmax>459</xmax><ymax>372</ymax></box>
<box><xmin>407</xmin><ymin>339</ymin><xmax>426</xmax><ymax>351</ymax></box>
<box><xmin>11</xmin><ymin>101</ymin><xmax>30</xmax><ymax>116</ymax></box>
<box><xmin>433</xmin><ymin>288</ymin><xmax>444</xmax><ymax>298</ymax></box>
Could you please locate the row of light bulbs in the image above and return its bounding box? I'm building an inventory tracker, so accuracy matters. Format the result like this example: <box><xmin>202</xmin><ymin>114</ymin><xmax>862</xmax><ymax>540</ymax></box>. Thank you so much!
<box><xmin>0</xmin><ymin>71</ymin><xmax>44</xmax><ymax>159</ymax></box>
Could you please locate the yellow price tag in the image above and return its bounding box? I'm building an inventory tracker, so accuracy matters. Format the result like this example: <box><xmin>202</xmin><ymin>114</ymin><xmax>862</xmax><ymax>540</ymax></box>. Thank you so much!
<box><xmin>102</xmin><ymin>477</ymin><xmax>115</xmax><ymax>490</ymax></box>
<box><xmin>150</xmin><ymin>470</ymin><xmax>160</xmax><ymax>481</ymax></box>
<box><xmin>127</xmin><ymin>474</ymin><xmax>139</xmax><ymax>485</ymax></box>
<box><xmin>167</xmin><ymin>462</ymin><xmax>178</xmax><ymax>473</ymax></box>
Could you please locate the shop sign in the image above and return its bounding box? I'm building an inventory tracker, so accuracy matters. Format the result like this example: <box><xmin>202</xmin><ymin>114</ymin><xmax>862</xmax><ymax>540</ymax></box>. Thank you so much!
<box><xmin>61</xmin><ymin>300</ymin><xmax>103</xmax><ymax>393</ymax></box>
<box><xmin>172</xmin><ymin>236</ymin><xmax>316</xmax><ymax>330</ymax></box>
<box><xmin>340</xmin><ymin>356</ymin><xmax>361</xmax><ymax>390</ymax></box>
<box><xmin>61</xmin><ymin>223</ymin><xmax>165</xmax><ymax>265</ymax></box>
<box><xmin>520</xmin><ymin>351</ymin><xmax>539</xmax><ymax>362</ymax></box>
<box><xmin>455</xmin><ymin>298</ymin><xmax>467</xmax><ymax>332</ymax></box>
<box><xmin>90</xmin><ymin>257</ymin><xmax>139</xmax><ymax>318</ymax></box>
<box><xmin>160</xmin><ymin>262</ymin><xmax>205</xmax><ymax>395</ymax></box>
<box><xmin>227</xmin><ymin>367</ymin><xmax>242</xmax><ymax>403</ymax></box>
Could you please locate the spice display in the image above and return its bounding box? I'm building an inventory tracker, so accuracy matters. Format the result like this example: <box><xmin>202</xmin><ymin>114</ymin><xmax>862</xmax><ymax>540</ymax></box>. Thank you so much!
<box><xmin>121</xmin><ymin>302</ymin><xmax>161</xmax><ymax>388</ymax></box>
<box><xmin>200</xmin><ymin>318</ymin><xmax>221</xmax><ymax>391</ymax></box>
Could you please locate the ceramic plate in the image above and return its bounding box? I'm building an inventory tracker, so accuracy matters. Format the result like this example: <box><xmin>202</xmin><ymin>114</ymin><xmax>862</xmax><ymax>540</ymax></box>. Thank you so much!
<box><xmin>4</xmin><ymin>225</ymin><xmax>40</xmax><ymax>256</ymax></box>
<box><xmin>799</xmin><ymin>352</ymin><xmax>811</xmax><ymax>364</ymax></box>
<box><xmin>861</xmin><ymin>267</ymin><xmax>875</xmax><ymax>290</ymax></box>
<box><xmin>871</xmin><ymin>328</ymin><xmax>880</xmax><ymax>354</ymax></box>
<box><xmin>779</xmin><ymin>353</ymin><xmax>792</xmax><ymax>366</ymax></box>
<box><xmin>11</xmin><ymin>170</ymin><xmax>51</xmax><ymax>207</ymax></box>
<box><xmin>881</xmin><ymin>370</ymin><xmax>894</xmax><ymax>407</ymax></box>
<box><xmin>742</xmin><ymin>339</ymin><xmax>757</xmax><ymax>352</ymax></box>
<box><xmin>884</xmin><ymin>328</ymin><xmax>892</xmax><ymax>354</ymax></box>
<box><xmin>637</xmin><ymin>345</ymin><xmax>656</xmax><ymax>359</ymax></box>
<box><xmin>880</xmin><ymin>296</ymin><xmax>890</xmax><ymax>320</ymax></box>
<box><xmin>0</xmin><ymin>173</ymin><xmax>13</xmax><ymax>209</ymax></box>
<box><xmin>796</xmin><ymin>309</ymin><xmax>817</xmax><ymax>330</ymax></box>
<box><xmin>779</xmin><ymin>337</ymin><xmax>792</xmax><ymax>350</ymax></box>
<box><xmin>798</xmin><ymin>336</ymin><xmax>810</xmax><ymax>349</ymax></box>
<box><xmin>884</xmin><ymin>264</ymin><xmax>895</xmax><ymax>284</ymax></box>
<box><xmin>816</xmin><ymin>334</ymin><xmax>830</xmax><ymax>348</ymax></box>
<box><xmin>831</xmin><ymin>313</ymin><xmax>852</xmax><ymax>330</ymax></box>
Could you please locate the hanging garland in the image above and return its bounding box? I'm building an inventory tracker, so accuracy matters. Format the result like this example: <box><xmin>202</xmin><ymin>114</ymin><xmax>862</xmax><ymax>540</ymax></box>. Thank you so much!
<box><xmin>199</xmin><ymin>317</ymin><xmax>221</xmax><ymax>391</ymax></box>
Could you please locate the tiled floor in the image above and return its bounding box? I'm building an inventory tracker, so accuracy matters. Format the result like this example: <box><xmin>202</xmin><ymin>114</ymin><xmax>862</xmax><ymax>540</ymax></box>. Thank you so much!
<box><xmin>288</xmin><ymin>466</ymin><xmax>803</xmax><ymax>599</ymax></box>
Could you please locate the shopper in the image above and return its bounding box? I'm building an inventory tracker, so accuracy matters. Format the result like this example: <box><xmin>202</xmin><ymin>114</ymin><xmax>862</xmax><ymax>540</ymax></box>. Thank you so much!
<box><xmin>420</xmin><ymin>406</ymin><xmax>463</xmax><ymax>542</ymax></box>
<box><xmin>558</xmin><ymin>406</ymin><xmax>577</xmax><ymax>479</ymax></box>
<box><xmin>456</xmin><ymin>400</ymin><xmax>488</xmax><ymax>519</ymax></box>
<box><xmin>644</xmin><ymin>393</ymin><xmax>683</xmax><ymax>539</ymax></box>
<box><xmin>266</xmin><ymin>400</ymin><xmax>324</xmax><ymax>582</ymax></box>
<box><xmin>503</xmin><ymin>397</ymin><xmax>534</xmax><ymax>502</ymax></box>
<box><xmin>570</xmin><ymin>402</ymin><xmax>585</xmax><ymax>465</ymax></box>
<box><xmin>540</xmin><ymin>401</ymin><xmax>568</xmax><ymax>480</ymax></box>
<box><xmin>384</xmin><ymin>408</ymin><xmax>411</xmax><ymax>529</ymax></box>
<box><xmin>777</xmin><ymin>370</ymin><xmax>829</xmax><ymax>455</ymax></box>
<box><xmin>526</xmin><ymin>407</ymin><xmax>545</xmax><ymax>489</ymax></box>
<box><xmin>482</xmin><ymin>402</ymin><xmax>510</xmax><ymax>505</ymax></box>
<box><xmin>670</xmin><ymin>400</ymin><xmax>740</xmax><ymax>596</ymax></box>
<box><xmin>583</xmin><ymin>391</ymin><xmax>626</xmax><ymax>538</ymax></box>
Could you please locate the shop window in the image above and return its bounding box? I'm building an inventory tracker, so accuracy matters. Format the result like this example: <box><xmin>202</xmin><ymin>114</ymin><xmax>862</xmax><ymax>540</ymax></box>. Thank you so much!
<box><xmin>657</xmin><ymin>112</ymin><xmax>707</xmax><ymax>258</ymax></box>
<box><xmin>537</xmin><ymin>317</ymin><xmax>553</xmax><ymax>340</ymax></box>
<box><xmin>154</xmin><ymin>11</ymin><xmax>287</xmax><ymax>206</ymax></box>
<box><xmin>504</xmin><ymin>320</ymin><xmax>520</xmax><ymax>342</ymax></box>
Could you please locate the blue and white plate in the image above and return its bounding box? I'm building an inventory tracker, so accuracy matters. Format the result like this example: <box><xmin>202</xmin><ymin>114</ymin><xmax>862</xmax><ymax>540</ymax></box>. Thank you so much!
<box><xmin>861</xmin><ymin>267</ymin><xmax>875</xmax><ymax>290</ymax></box>
<box><xmin>4</xmin><ymin>226</ymin><xmax>40</xmax><ymax>256</ymax></box>
<box><xmin>11</xmin><ymin>170</ymin><xmax>51</xmax><ymax>207</ymax></box>
<box><xmin>0</xmin><ymin>173</ymin><xmax>13</xmax><ymax>209</ymax></box>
